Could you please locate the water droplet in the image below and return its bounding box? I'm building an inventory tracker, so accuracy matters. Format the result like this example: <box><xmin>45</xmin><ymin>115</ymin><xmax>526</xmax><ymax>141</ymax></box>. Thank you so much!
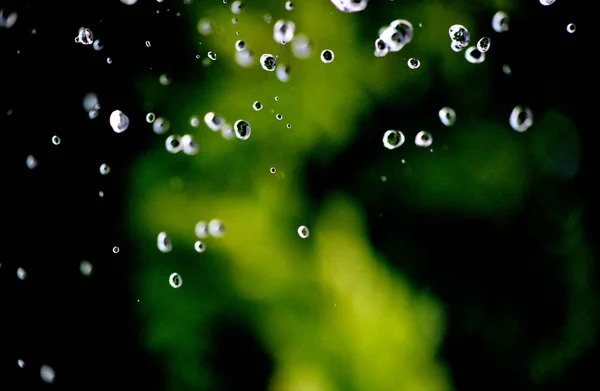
<box><xmin>270</xmin><ymin>167</ymin><xmax>277</xmax><ymax>174</ymax></box>
<box><xmin>407</xmin><ymin>58</ymin><xmax>420</xmax><ymax>69</ymax></box>
<box><xmin>374</xmin><ymin>38</ymin><xmax>389</xmax><ymax>57</ymax></box>
<box><xmin>291</xmin><ymin>34</ymin><xmax>313</xmax><ymax>59</ymax></box>
<box><xmin>465</xmin><ymin>46</ymin><xmax>485</xmax><ymax>64</ymax></box>
<box><xmin>297</xmin><ymin>225</ymin><xmax>310</xmax><ymax>238</ymax></box>
<box><xmin>17</xmin><ymin>267</ymin><xmax>27</xmax><ymax>280</ymax></box>
<box><xmin>208</xmin><ymin>219</ymin><xmax>226</xmax><ymax>238</ymax></box>
<box><xmin>320</xmin><ymin>49</ymin><xmax>334</xmax><ymax>63</ymax></box>
<box><xmin>169</xmin><ymin>272</ymin><xmax>182</xmax><ymax>288</ymax></box>
<box><xmin>26</xmin><ymin>155</ymin><xmax>37</xmax><ymax>169</ymax></box>
<box><xmin>93</xmin><ymin>39</ymin><xmax>103</xmax><ymax>51</ymax></box>
<box><xmin>190</xmin><ymin>116</ymin><xmax>200</xmax><ymax>127</ymax></box>
<box><xmin>276</xmin><ymin>114</ymin><xmax>283</xmax><ymax>120</ymax></box>
<box><xmin>502</xmin><ymin>64</ymin><xmax>512</xmax><ymax>75</ymax></box>
<box><xmin>231</xmin><ymin>1</ymin><xmax>244</xmax><ymax>14</ymax></box>
<box><xmin>153</xmin><ymin>117</ymin><xmax>170</xmax><ymax>134</ymax></box>
<box><xmin>165</xmin><ymin>135</ymin><xmax>183</xmax><ymax>153</ymax></box>
<box><xmin>234</xmin><ymin>120</ymin><xmax>251</xmax><ymax>140</ymax></box>
<box><xmin>330</xmin><ymin>0</ymin><xmax>368</xmax><ymax>13</ymax></box>
<box><xmin>253</xmin><ymin>101</ymin><xmax>263</xmax><ymax>111</ymax></box>
<box><xmin>208</xmin><ymin>51</ymin><xmax>217</xmax><ymax>60</ymax></box>
<box><xmin>40</xmin><ymin>365</ymin><xmax>55</xmax><ymax>383</ymax></box>
<box><xmin>273</xmin><ymin>20</ymin><xmax>296</xmax><ymax>44</ymax></box>
<box><xmin>195</xmin><ymin>221</ymin><xmax>209</xmax><ymax>238</ymax></box>
<box><xmin>509</xmin><ymin>105</ymin><xmax>534</xmax><ymax>132</ymax></box>
<box><xmin>235</xmin><ymin>40</ymin><xmax>246</xmax><ymax>51</ymax></box>
<box><xmin>17</xmin><ymin>359</ymin><xmax>25</xmax><ymax>368</ymax></box>
<box><xmin>382</xmin><ymin>130</ymin><xmax>405</xmax><ymax>149</ymax></box>
<box><xmin>285</xmin><ymin>1</ymin><xmax>294</xmax><ymax>11</ymax></box>
<box><xmin>566</xmin><ymin>23</ymin><xmax>576</xmax><ymax>33</ymax></box>
<box><xmin>539</xmin><ymin>0</ymin><xmax>556</xmax><ymax>5</ymax></box>
<box><xmin>181</xmin><ymin>134</ymin><xmax>199</xmax><ymax>155</ymax></box>
<box><xmin>99</xmin><ymin>163</ymin><xmax>111</xmax><ymax>175</ymax></box>
<box><xmin>106</xmin><ymin>57</ymin><xmax>112</xmax><ymax>64</ymax></box>
<box><xmin>204</xmin><ymin>112</ymin><xmax>225</xmax><ymax>131</ymax></box>
<box><xmin>157</xmin><ymin>231</ymin><xmax>173</xmax><ymax>253</ymax></box>
<box><xmin>415</xmin><ymin>131</ymin><xmax>433</xmax><ymax>147</ymax></box>
<box><xmin>449</xmin><ymin>24</ymin><xmax>470</xmax><ymax>48</ymax></box>
<box><xmin>159</xmin><ymin>74</ymin><xmax>171</xmax><ymax>85</ymax></box>
<box><xmin>80</xmin><ymin>260</ymin><xmax>93</xmax><ymax>276</ymax></box>
<box><xmin>194</xmin><ymin>240</ymin><xmax>206</xmax><ymax>253</ymax></box>
<box><xmin>492</xmin><ymin>11</ymin><xmax>509</xmax><ymax>33</ymax></box>
<box><xmin>276</xmin><ymin>64</ymin><xmax>291</xmax><ymax>82</ymax></box>
<box><xmin>438</xmin><ymin>107</ymin><xmax>456</xmax><ymax>126</ymax></box>
<box><xmin>260</xmin><ymin>53</ymin><xmax>278</xmax><ymax>71</ymax></box>
<box><xmin>110</xmin><ymin>110</ymin><xmax>129</xmax><ymax>133</ymax></box>
<box><xmin>52</xmin><ymin>135</ymin><xmax>61</xmax><ymax>145</ymax></box>
<box><xmin>146</xmin><ymin>112</ymin><xmax>156</xmax><ymax>123</ymax></box>
<box><xmin>113</xmin><ymin>246</ymin><xmax>120</xmax><ymax>254</ymax></box>
<box><xmin>145</xmin><ymin>40</ymin><xmax>151</xmax><ymax>47</ymax></box>
<box><xmin>477</xmin><ymin>37</ymin><xmax>491</xmax><ymax>52</ymax></box>
<box><xmin>75</xmin><ymin>27</ymin><xmax>94</xmax><ymax>45</ymax></box>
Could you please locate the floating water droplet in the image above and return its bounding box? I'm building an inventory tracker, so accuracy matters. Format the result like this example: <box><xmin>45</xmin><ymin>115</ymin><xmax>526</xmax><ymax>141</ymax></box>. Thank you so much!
<box><xmin>415</xmin><ymin>131</ymin><xmax>433</xmax><ymax>147</ymax></box>
<box><xmin>285</xmin><ymin>1</ymin><xmax>294</xmax><ymax>11</ymax></box>
<box><xmin>169</xmin><ymin>272</ymin><xmax>182</xmax><ymax>288</ymax></box>
<box><xmin>194</xmin><ymin>240</ymin><xmax>206</xmax><ymax>253</ymax></box>
<box><xmin>407</xmin><ymin>58</ymin><xmax>420</xmax><ymax>69</ymax></box>
<box><xmin>153</xmin><ymin>117</ymin><xmax>170</xmax><ymax>134</ymax></box>
<box><xmin>449</xmin><ymin>24</ymin><xmax>470</xmax><ymax>48</ymax></box>
<box><xmin>76</xmin><ymin>27</ymin><xmax>93</xmax><ymax>45</ymax></box>
<box><xmin>276</xmin><ymin>114</ymin><xmax>283</xmax><ymax>120</ymax></box>
<box><xmin>231</xmin><ymin>1</ymin><xmax>244</xmax><ymax>14</ymax></box>
<box><xmin>195</xmin><ymin>221</ymin><xmax>208</xmax><ymax>238</ymax></box>
<box><xmin>17</xmin><ymin>267</ymin><xmax>27</xmax><ymax>280</ymax></box>
<box><xmin>146</xmin><ymin>112</ymin><xmax>156</xmax><ymax>123</ymax></box>
<box><xmin>80</xmin><ymin>260</ymin><xmax>93</xmax><ymax>276</ymax></box>
<box><xmin>204</xmin><ymin>112</ymin><xmax>224</xmax><ymax>131</ymax></box>
<box><xmin>99</xmin><ymin>163</ymin><xmax>111</xmax><ymax>175</ymax></box>
<box><xmin>374</xmin><ymin>38</ymin><xmax>389</xmax><ymax>57</ymax></box>
<box><xmin>52</xmin><ymin>135</ymin><xmax>61</xmax><ymax>145</ymax></box>
<box><xmin>18</xmin><ymin>359</ymin><xmax>25</xmax><ymax>368</ymax></box>
<box><xmin>253</xmin><ymin>101</ymin><xmax>263</xmax><ymax>111</ymax></box>
<box><xmin>320</xmin><ymin>49</ymin><xmax>334</xmax><ymax>63</ymax></box>
<box><xmin>566</xmin><ymin>23</ymin><xmax>576</xmax><ymax>33</ymax></box>
<box><xmin>382</xmin><ymin>130</ymin><xmax>405</xmax><ymax>149</ymax></box>
<box><xmin>234</xmin><ymin>120</ymin><xmax>251</xmax><ymax>140</ymax></box>
<box><xmin>92</xmin><ymin>39</ymin><xmax>103</xmax><ymax>51</ymax></box>
<box><xmin>270</xmin><ymin>167</ymin><xmax>277</xmax><ymax>174</ymax></box>
<box><xmin>165</xmin><ymin>135</ymin><xmax>183</xmax><ymax>153</ymax></box>
<box><xmin>477</xmin><ymin>37</ymin><xmax>491</xmax><ymax>52</ymax></box>
<box><xmin>235</xmin><ymin>40</ymin><xmax>246</xmax><ymax>51</ymax></box>
<box><xmin>113</xmin><ymin>246</ymin><xmax>120</xmax><ymax>254</ymax></box>
<box><xmin>159</xmin><ymin>74</ymin><xmax>171</xmax><ymax>85</ymax></box>
<box><xmin>260</xmin><ymin>53</ymin><xmax>278</xmax><ymax>71</ymax></box>
<box><xmin>273</xmin><ymin>20</ymin><xmax>296</xmax><ymax>44</ymax></box>
<box><xmin>330</xmin><ymin>0</ymin><xmax>368</xmax><ymax>13</ymax></box>
<box><xmin>221</xmin><ymin>123</ymin><xmax>235</xmax><ymax>139</ymax></box>
<box><xmin>539</xmin><ymin>0</ymin><xmax>556</xmax><ymax>5</ymax></box>
<box><xmin>297</xmin><ymin>225</ymin><xmax>310</xmax><ymax>238</ymax></box>
<box><xmin>145</xmin><ymin>40</ymin><xmax>151</xmax><ymax>47</ymax></box>
<box><xmin>465</xmin><ymin>46</ymin><xmax>485</xmax><ymax>64</ymax></box>
<box><xmin>509</xmin><ymin>105</ymin><xmax>534</xmax><ymax>132</ymax></box>
<box><xmin>291</xmin><ymin>34</ymin><xmax>313</xmax><ymax>59</ymax></box>
<box><xmin>502</xmin><ymin>64</ymin><xmax>512</xmax><ymax>75</ymax></box>
<box><xmin>40</xmin><ymin>365</ymin><xmax>55</xmax><ymax>383</ymax></box>
<box><xmin>438</xmin><ymin>107</ymin><xmax>456</xmax><ymax>126</ymax></box>
<box><xmin>208</xmin><ymin>219</ymin><xmax>226</xmax><ymax>238</ymax></box>
<box><xmin>26</xmin><ymin>155</ymin><xmax>37</xmax><ymax>169</ymax></box>
<box><xmin>492</xmin><ymin>11</ymin><xmax>509</xmax><ymax>33</ymax></box>
<box><xmin>181</xmin><ymin>134</ymin><xmax>199</xmax><ymax>155</ymax></box>
<box><xmin>110</xmin><ymin>110</ymin><xmax>129</xmax><ymax>133</ymax></box>
<box><xmin>208</xmin><ymin>51</ymin><xmax>217</xmax><ymax>60</ymax></box>
<box><xmin>190</xmin><ymin>116</ymin><xmax>200</xmax><ymax>127</ymax></box>
<box><xmin>157</xmin><ymin>231</ymin><xmax>173</xmax><ymax>253</ymax></box>
<box><xmin>276</xmin><ymin>64</ymin><xmax>291</xmax><ymax>82</ymax></box>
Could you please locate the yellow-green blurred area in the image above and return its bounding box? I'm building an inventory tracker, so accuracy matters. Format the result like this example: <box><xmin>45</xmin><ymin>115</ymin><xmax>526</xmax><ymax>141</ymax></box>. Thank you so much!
<box><xmin>127</xmin><ymin>1</ymin><xmax>595</xmax><ymax>390</ymax></box>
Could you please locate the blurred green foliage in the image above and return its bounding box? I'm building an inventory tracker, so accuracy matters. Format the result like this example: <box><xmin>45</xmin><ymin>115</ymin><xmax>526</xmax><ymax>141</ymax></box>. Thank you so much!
<box><xmin>128</xmin><ymin>1</ymin><xmax>594</xmax><ymax>390</ymax></box>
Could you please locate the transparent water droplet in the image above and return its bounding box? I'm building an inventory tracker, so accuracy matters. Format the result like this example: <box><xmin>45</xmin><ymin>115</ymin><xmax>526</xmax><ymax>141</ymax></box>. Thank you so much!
<box><xmin>509</xmin><ymin>105</ymin><xmax>534</xmax><ymax>132</ymax></box>
<box><xmin>153</xmin><ymin>117</ymin><xmax>170</xmax><ymax>134</ymax></box>
<box><xmin>566</xmin><ymin>23</ymin><xmax>576</xmax><ymax>33</ymax></box>
<box><xmin>477</xmin><ymin>37</ymin><xmax>491</xmax><ymax>52</ymax></box>
<box><xmin>146</xmin><ymin>112</ymin><xmax>156</xmax><ymax>123</ymax></box>
<box><xmin>235</xmin><ymin>40</ymin><xmax>246</xmax><ymax>51</ymax></box>
<box><xmin>165</xmin><ymin>135</ymin><xmax>183</xmax><ymax>153</ymax></box>
<box><xmin>234</xmin><ymin>120</ymin><xmax>251</xmax><ymax>140</ymax></box>
<box><xmin>273</xmin><ymin>20</ymin><xmax>296</xmax><ymax>44</ymax></box>
<box><xmin>330</xmin><ymin>0</ymin><xmax>368</xmax><ymax>13</ymax></box>
<box><xmin>18</xmin><ymin>359</ymin><xmax>25</xmax><ymax>368</ymax></box>
<box><xmin>235</xmin><ymin>48</ymin><xmax>254</xmax><ymax>67</ymax></box>
<box><xmin>407</xmin><ymin>58</ymin><xmax>420</xmax><ymax>69</ymax></box>
<box><xmin>208</xmin><ymin>219</ymin><xmax>226</xmax><ymax>238</ymax></box>
<box><xmin>190</xmin><ymin>116</ymin><xmax>200</xmax><ymax>127</ymax></box>
<box><xmin>197</xmin><ymin>18</ymin><xmax>214</xmax><ymax>36</ymax></box>
<box><xmin>181</xmin><ymin>134</ymin><xmax>199</xmax><ymax>155</ymax></box>
<box><xmin>374</xmin><ymin>38</ymin><xmax>389</xmax><ymax>57</ymax></box>
<box><xmin>465</xmin><ymin>46</ymin><xmax>485</xmax><ymax>64</ymax></box>
<box><xmin>195</xmin><ymin>221</ymin><xmax>209</xmax><ymax>239</ymax></box>
<box><xmin>449</xmin><ymin>24</ymin><xmax>470</xmax><ymax>48</ymax></box>
<box><xmin>502</xmin><ymin>64</ymin><xmax>512</xmax><ymax>75</ymax></box>
<box><xmin>99</xmin><ymin>163</ymin><xmax>111</xmax><ymax>175</ymax></box>
<box><xmin>26</xmin><ymin>155</ymin><xmax>37</xmax><ymax>169</ymax></box>
<box><xmin>52</xmin><ymin>135</ymin><xmax>61</xmax><ymax>145</ymax></box>
<box><xmin>320</xmin><ymin>49</ymin><xmax>334</xmax><ymax>63</ymax></box>
<box><xmin>260</xmin><ymin>53</ymin><xmax>278</xmax><ymax>71</ymax></box>
<box><xmin>113</xmin><ymin>246</ymin><xmax>120</xmax><ymax>254</ymax></box>
<box><xmin>204</xmin><ymin>112</ymin><xmax>224</xmax><ymax>131</ymax></box>
<box><xmin>382</xmin><ymin>130</ymin><xmax>405</xmax><ymax>149</ymax></box>
<box><xmin>285</xmin><ymin>1</ymin><xmax>294</xmax><ymax>11</ymax></box>
<box><xmin>169</xmin><ymin>272</ymin><xmax>182</xmax><ymax>288</ymax></box>
<box><xmin>379</xmin><ymin>20</ymin><xmax>413</xmax><ymax>52</ymax></box>
<box><xmin>221</xmin><ymin>123</ymin><xmax>235</xmax><ymax>140</ymax></box>
<box><xmin>270</xmin><ymin>167</ymin><xmax>277</xmax><ymax>174</ymax></box>
<box><xmin>106</xmin><ymin>57</ymin><xmax>112</xmax><ymax>64</ymax></box>
<box><xmin>291</xmin><ymin>34</ymin><xmax>313</xmax><ymax>59</ymax></box>
<box><xmin>539</xmin><ymin>0</ymin><xmax>556</xmax><ymax>6</ymax></box>
<box><xmin>194</xmin><ymin>240</ymin><xmax>206</xmax><ymax>253</ymax></box>
<box><xmin>253</xmin><ymin>101</ymin><xmax>263</xmax><ymax>111</ymax></box>
<box><xmin>492</xmin><ymin>11</ymin><xmax>509</xmax><ymax>33</ymax></box>
<box><xmin>157</xmin><ymin>231</ymin><xmax>173</xmax><ymax>253</ymax></box>
<box><xmin>80</xmin><ymin>260</ymin><xmax>93</xmax><ymax>276</ymax></box>
<box><xmin>438</xmin><ymin>107</ymin><xmax>456</xmax><ymax>126</ymax></box>
<box><xmin>231</xmin><ymin>1</ymin><xmax>244</xmax><ymax>14</ymax></box>
<box><xmin>276</xmin><ymin>64</ymin><xmax>291</xmax><ymax>82</ymax></box>
<box><xmin>17</xmin><ymin>267</ymin><xmax>27</xmax><ymax>280</ymax></box>
<box><xmin>297</xmin><ymin>225</ymin><xmax>310</xmax><ymax>238</ymax></box>
<box><xmin>40</xmin><ymin>365</ymin><xmax>55</xmax><ymax>383</ymax></box>
<box><xmin>76</xmin><ymin>27</ymin><xmax>93</xmax><ymax>45</ymax></box>
<box><xmin>276</xmin><ymin>114</ymin><xmax>283</xmax><ymax>120</ymax></box>
<box><xmin>145</xmin><ymin>40</ymin><xmax>151</xmax><ymax>47</ymax></box>
<box><xmin>110</xmin><ymin>110</ymin><xmax>129</xmax><ymax>133</ymax></box>
<box><xmin>208</xmin><ymin>51</ymin><xmax>217</xmax><ymax>60</ymax></box>
<box><xmin>92</xmin><ymin>39</ymin><xmax>103</xmax><ymax>51</ymax></box>
<box><xmin>415</xmin><ymin>131</ymin><xmax>433</xmax><ymax>147</ymax></box>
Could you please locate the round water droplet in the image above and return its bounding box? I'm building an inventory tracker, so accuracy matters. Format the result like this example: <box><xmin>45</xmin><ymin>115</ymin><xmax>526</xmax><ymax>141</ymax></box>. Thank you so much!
<box><xmin>270</xmin><ymin>167</ymin><xmax>277</xmax><ymax>174</ymax></box>
<box><xmin>145</xmin><ymin>40</ymin><xmax>151</xmax><ymax>47</ymax></box>
<box><xmin>234</xmin><ymin>120</ymin><xmax>251</xmax><ymax>140</ymax></box>
<box><xmin>181</xmin><ymin>134</ymin><xmax>199</xmax><ymax>155</ymax></box>
<box><xmin>195</xmin><ymin>221</ymin><xmax>209</xmax><ymax>238</ymax></box>
<box><xmin>99</xmin><ymin>163</ymin><xmax>111</xmax><ymax>175</ymax></box>
<box><xmin>566</xmin><ymin>23</ymin><xmax>576</xmax><ymax>33</ymax></box>
<box><xmin>40</xmin><ymin>365</ymin><xmax>55</xmax><ymax>383</ymax></box>
<box><xmin>165</xmin><ymin>135</ymin><xmax>183</xmax><ymax>153</ymax></box>
<box><xmin>273</xmin><ymin>20</ymin><xmax>296</xmax><ymax>44</ymax></box>
<box><xmin>285</xmin><ymin>1</ymin><xmax>294</xmax><ymax>11</ymax></box>
<box><xmin>110</xmin><ymin>110</ymin><xmax>129</xmax><ymax>133</ymax></box>
<box><xmin>146</xmin><ymin>112</ymin><xmax>156</xmax><ymax>123</ymax></box>
<box><xmin>208</xmin><ymin>219</ymin><xmax>226</xmax><ymax>238</ymax></box>
<box><xmin>415</xmin><ymin>131</ymin><xmax>433</xmax><ymax>147</ymax></box>
<box><xmin>153</xmin><ymin>117</ymin><xmax>170</xmax><ymax>134</ymax></box>
<box><xmin>539</xmin><ymin>0</ymin><xmax>556</xmax><ymax>5</ymax></box>
<box><xmin>286</xmin><ymin>123</ymin><xmax>291</xmax><ymax>128</ymax></box>
<box><xmin>509</xmin><ymin>105</ymin><xmax>534</xmax><ymax>132</ymax></box>
<box><xmin>253</xmin><ymin>101</ymin><xmax>263</xmax><ymax>111</ymax></box>
<box><xmin>502</xmin><ymin>64</ymin><xmax>512</xmax><ymax>75</ymax></box>
<box><xmin>106</xmin><ymin>57</ymin><xmax>112</xmax><ymax>64</ymax></box>
<box><xmin>438</xmin><ymin>107</ymin><xmax>456</xmax><ymax>126</ymax></box>
<box><xmin>465</xmin><ymin>46</ymin><xmax>485</xmax><ymax>64</ymax></box>
<box><xmin>492</xmin><ymin>11</ymin><xmax>509</xmax><ymax>33</ymax></box>
<box><xmin>157</xmin><ymin>231</ymin><xmax>173</xmax><ymax>253</ymax></box>
<box><xmin>204</xmin><ymin>112</ymin><xmax>225</xmax><ymax>131</ymax></box>
<box><xmin>93</xmin><ymin>39</ymin><xmax>103</xmax><ymax>51</ymax></box>
<box><xmin>169</xmin><ymin>272</ymin><xmax>182</xmax><ymax>288</ymax></box>
<box><xmin>26</xmin><ymin>155</ymin><xmax>37</xmax><ymax>169</ymax></box>
<box><xmin>320</xmin><ymin>49</ymin><xmax>334</xmax><ymax>63</ymax></box>
<box><xmin>276</xmin><ymin>64</ymin><xmax>291</xmax><ymax>82</ymax></box>
<box><xmin>276</xmin><ymin>114</ymin><xmax>283</xmax><ymax>120</ymax></box>
<box><xmin>260</xmin><ymin>53</ymin><xmax>278</xmax><ymax>71</ymax></box>
<box><xmin>18</xmin><ymin>359</ymin><xmax>25</xmax><ymax>368</ymax></box>
<box><xmin>374</xmin><ymin>38</ymin><xmax>389</xmax><ymax>57</ymax></box>
<box><xmin>231</xmin><ymin>1</ymin><xmax>244</xmax><ymax>14</ymax></box>
<box><xmin>80</xmin><ymin>260</ymin><xmax>93</xmax><ymax>276</ymax></box>
<box><xmin>17</xmin><ymin>267</ymin><xmax>27</xmax><ymax>280</ymax></box>
<box><xmin>235</xmin><ymin>48</ymin><xmax>254</xmax><ymax>67</ymax></box>
<box><xmin>297</xmin><ymin>225</ymin><xmax>309</xmax><ymax>238</ymax></box>
<box><xmin>194</xmin><ymin>240</ymin><xmax>206</xmax><ymax>253</ymax></box>
<box><xmin>221</xmin><ymin>123</ymin><xmax>235</xmax><ymax>140</ymax></box>
<box><xmin>208</xmin><ymin>51</ymin><xmax>217</xmax><ymax>60</ymax></box>
<box><xmin>52</xmin><ymin>135</ymin><xmax>61</xmax><ymax>145</ymax></box>
<box><xmin>190</xmin><ymin>116</ymin><xmax>200</xmax><ymax>127</ymax></box>
<box><xmin>330</xmin><ymin>0</ymin><xmax>368</xmax><ymax>13</ymax></box>
<box><xmin>382</xmin><ymin>130</ymin><xmax>405</xmax><ymax>149</ymax></box>
<box><xmin>235</xmin><ymin>40</ymin><xmax>246</xmax><ymax>51</ymax></box>
<box><xmin>477</xmin><ymin>37</ymin><xmax>491</xmax><ymax>52</ymax></box>
<box><xmin>291</xmin><ymin>34</ymin><xmax>313</xmax><ymax>59</ymax></box>
<box><xmin>113</xmin><ymin>246</ymin><xmax>120</xmax><ymax>254</ymax></box>
<box><xmin>407</xmin><ymin>58</ymin><xmax>420</xmax><ymax>69</ymax></box>
<box><xmin>379</xmin><ymin>21</ymin><xmax>412</xmax><ymax>52</ymax></box>
<box><xmin>449</xmin><ymin>24</ymin><xmax>470</xmax><ymax>48</ymax></box>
